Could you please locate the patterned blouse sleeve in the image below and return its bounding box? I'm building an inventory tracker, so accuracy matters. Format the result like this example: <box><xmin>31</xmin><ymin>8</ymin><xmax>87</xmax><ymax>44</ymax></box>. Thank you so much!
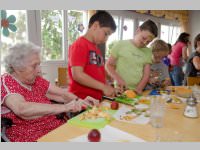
<box><xmin>1</xmin><ymin>76</ymin><xmax>8</xmax><ymax>105</ymax></box>
<box><xmin>1</xmin><ymin>74</ymin><xmax>22</xmax><ymax>114</ymax></box>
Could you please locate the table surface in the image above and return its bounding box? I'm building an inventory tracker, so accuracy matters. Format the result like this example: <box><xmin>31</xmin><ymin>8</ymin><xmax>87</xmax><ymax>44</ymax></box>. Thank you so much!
<box><xmin>38</xmin><ymin>90</ymin><xmax>200</xmax><ymax>142</ymax></box>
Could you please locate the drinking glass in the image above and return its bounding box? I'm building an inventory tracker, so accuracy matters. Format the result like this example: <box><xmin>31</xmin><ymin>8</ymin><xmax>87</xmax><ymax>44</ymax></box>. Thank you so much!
<box><xmin>191</xmin><ymin>85</ymin><xmax>200</xmax><ymax>102</ymax></box>
<box><xmin>150</xmin><ymin>96</ymin><xmax>165</xmax><ymax>142</ymax></box>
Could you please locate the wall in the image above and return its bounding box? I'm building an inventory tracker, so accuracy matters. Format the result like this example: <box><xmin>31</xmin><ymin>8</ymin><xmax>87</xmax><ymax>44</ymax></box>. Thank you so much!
<box><xmin>188</xmin><ymin>10</ymin><xmax>200</xmax><ymax>51</ymax></box>
<box><xmin>41</xmin><ymin>62</ymin><xmax>67</xmax><ymax>85</ymax></box>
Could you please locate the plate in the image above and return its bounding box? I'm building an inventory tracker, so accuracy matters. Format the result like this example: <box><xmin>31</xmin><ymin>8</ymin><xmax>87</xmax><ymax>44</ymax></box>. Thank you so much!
<box><xmin>135</xmin><ymin>104</ymin><xmax>149</xmax><ymax>110</ymax></box>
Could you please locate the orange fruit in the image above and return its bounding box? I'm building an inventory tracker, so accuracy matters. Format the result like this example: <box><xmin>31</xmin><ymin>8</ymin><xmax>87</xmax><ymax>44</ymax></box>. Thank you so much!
<box><xmin>175</xmin><ymin>87</ymin><xmax>192</xmax><ymax>98</ymax></box>
<box><xmin>167</xmin><ymin>103</ymin><xmax>180</xmax><ymax>109</ymax></box>
<box><xmin>124</xmin><ymin>90</ymin><xmax>137</xmax><ymax>98</ymax></box>
<box><xmin>138</xmin><ymin>99</ymin><xmax>151</xmax><ymax>105</ymax></box>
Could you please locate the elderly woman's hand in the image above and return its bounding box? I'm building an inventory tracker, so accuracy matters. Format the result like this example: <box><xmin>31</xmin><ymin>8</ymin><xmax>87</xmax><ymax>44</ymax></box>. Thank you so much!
<box><xmin>83</xmin><ymin>96</ymin><xmax>100</xmax><ymax>107</ymax></box>
<box><xmin>62</xmin><ymin>92</ymin><xmax>78</xmax><ymax>102</ymax></box>
<box><xmin>65</xmin><ymin>98</ymin><xmax>96</xmax><ymax>112</ymax></box>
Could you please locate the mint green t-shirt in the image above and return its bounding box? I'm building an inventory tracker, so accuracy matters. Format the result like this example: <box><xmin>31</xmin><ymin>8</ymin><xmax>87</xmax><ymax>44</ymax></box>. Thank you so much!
<box><xmin>110</xmin><ymin>40</ymin><xmax>152</xmax><ymax>89</ymax></box>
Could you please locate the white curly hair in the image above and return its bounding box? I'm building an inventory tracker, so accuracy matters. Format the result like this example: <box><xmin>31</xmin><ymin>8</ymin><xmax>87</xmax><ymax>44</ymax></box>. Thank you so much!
<box><xmin>4</xmin><ymin>42</ymin><xmax>41</xmax><ymax>73</ymax></box>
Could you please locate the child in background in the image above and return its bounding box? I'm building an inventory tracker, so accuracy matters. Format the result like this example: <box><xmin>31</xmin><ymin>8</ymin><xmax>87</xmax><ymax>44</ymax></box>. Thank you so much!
<box><xmin>68</xmin><ymin>10</ymin><xmax>116</xmax><ymax>101</ymax></box>
<box><xmin>169</xmin><ymin>32</ymin><xmax>190</xmax><ymax>86</ymax></box>
<box><xmin>105</xmin><ymin>19</ymin><xmax>158</xmax><ymax>94</ymax></box>
<box><xmin>165</xmin><ymin>43</ymin><xmax>175</xmax><ymax>85</ymax></box>
<box><xmin>145</xmin><ymin>39</ymin><xmax>171</xmax><ymax>90</ymax></box>
<box><xmin>184</xmin><ymin>33</ymin><xmax>200</xmax><ymax>85</ymax></box>
<box><xmin>162</xmin><ymin>43</ymin><xmax>174</xmax><ymax>85</ymax></box>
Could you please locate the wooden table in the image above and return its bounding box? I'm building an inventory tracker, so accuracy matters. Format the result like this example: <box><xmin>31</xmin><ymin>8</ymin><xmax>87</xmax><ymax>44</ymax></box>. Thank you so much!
<box><xmin>38</xmin><ymin>91</ymin><xmax>200</xmax><ymax>142</ymax></box>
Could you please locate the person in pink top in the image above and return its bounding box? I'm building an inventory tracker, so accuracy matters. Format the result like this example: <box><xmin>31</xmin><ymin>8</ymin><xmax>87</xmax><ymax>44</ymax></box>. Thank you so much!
<box><xmin>169</xmin><ymin>32</ymin><xmax>190</xmax><ymax>85</ymax></box>
<box><xmin>1</xmin><ymin>42</ymin><xmax>99</xmax><ymax>142</ymax></box>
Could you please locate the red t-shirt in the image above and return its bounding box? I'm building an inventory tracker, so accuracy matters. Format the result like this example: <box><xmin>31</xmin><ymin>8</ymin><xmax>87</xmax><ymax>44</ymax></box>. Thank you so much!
<box><xmin>68</xmin><ymin>36</ymin><xmax>105</xmax><ymax>100</ymax></box>
<box><xmin>1</xmin><ymin>73</ymin><xmax>65</xmax><ymax>142</ymax></box>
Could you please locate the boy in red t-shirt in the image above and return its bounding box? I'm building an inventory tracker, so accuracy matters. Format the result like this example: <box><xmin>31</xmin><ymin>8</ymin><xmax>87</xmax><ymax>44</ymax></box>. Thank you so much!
<box><xmin>68</xmin><ymin>10</ymin><xmax>116</xmax><ymax>101</ymax></box>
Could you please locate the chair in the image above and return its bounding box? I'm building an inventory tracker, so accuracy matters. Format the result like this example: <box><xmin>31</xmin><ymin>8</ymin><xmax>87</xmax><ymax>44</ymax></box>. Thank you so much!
<box><xmin>1</xmin><ymin>117</ymin><xmax>13</xmax><ymax>142</ymax></box>
<box><xmin>57</xmin><ymin>67</ymin><xmax>68</xmax><ymax>88</ymax></box>
<box><xmin>187</xmin><ymin>77</ymin><xmax>200</xmax><ymax>86</ymax></box>
<box><xmin>1</xmin><ymin>111</ymin><xmax>68</xmax><ymax>142</ymax></box>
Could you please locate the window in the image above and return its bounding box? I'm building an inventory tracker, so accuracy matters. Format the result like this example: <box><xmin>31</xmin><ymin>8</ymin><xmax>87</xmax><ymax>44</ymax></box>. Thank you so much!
<box><xmin>170</xmin><ymin>26</ymin><xmax>181</xmax><ymax>45</ymax></box>
<box><xmin>40</xmin><ymin>10</ymin><xmax>87</xmax><ymax>61</ymax></box>
<box><xmin>106</xmin><ymin>16</ymin><xmax>121</xmax><ymax>58</ymax></box>
<box><xmin>1</xmin><ymin>10</ymin><xmax>27</xmax><ymax>74</ymax></box>
<box><xmin>1</xmin><ymin>10</ymin><xmax>88</xmax><ymax>74</ymax></box>
<box><xmin>139</xmin><ymin>20</ymin><xmax>144</xmax><ymax>26</ymax></box>
<box><xmin>40</xmin><ymin>10</ymin><xmax>87</xmax><ymax>62</ymax></box>
<box><xmin>1</xmin><ymin>10</ymin><xmax>182</xmax><ymax>73</ymax></box>
<box><xmin>41</xmin><ymin>10</ymin><xmax>63</xmax><ymax>61</ymax></box>
<box><xmin>105</xmin><ymin>10</ymin><xmax>182</xmax><ymax>60</ymax></box>
<box><xmin>161</xmin><ymin>24</ymin><xmax>181</xmax><ymax>45</ymax></box>
<box><xmin>67</xmin><ymin>10</ymin><xmax>87</xmax><ymax>47</ymax></box>
<box><xmin>122</xmin><ymin>18</ymin><xmax>134</xmax><ymax>40</ymax></box>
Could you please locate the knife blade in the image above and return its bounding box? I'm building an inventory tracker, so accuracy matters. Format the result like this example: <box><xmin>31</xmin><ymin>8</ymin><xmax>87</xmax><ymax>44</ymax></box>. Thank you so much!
<box><xmin>102</xmin><ymin>95</ymin><xmax>138</xmax><ymax>106</ymax></box>
<box><xmin>102</xmin><ymin>96</ymin><xmax>115</xmax><ymax>101</ymax></box>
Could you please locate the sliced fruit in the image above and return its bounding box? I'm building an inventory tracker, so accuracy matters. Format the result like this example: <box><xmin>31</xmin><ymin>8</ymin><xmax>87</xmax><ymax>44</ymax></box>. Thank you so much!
<box><xmin>167</xmin><ymin>103</ymin><xmax>181</xmax><ymax>109</ymax></box>
<box><xmin>124</xmin><ymin>90</ymin><xmax>137</xmax><ymax>98</ymax></box>
<box><xmin>138</xmin><ymin>99</ymin><xmax>151</xmax><ymax>105</ymax></box>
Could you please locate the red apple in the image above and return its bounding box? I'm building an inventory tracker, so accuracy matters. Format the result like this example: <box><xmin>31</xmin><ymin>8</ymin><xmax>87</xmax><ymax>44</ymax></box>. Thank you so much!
<box><xmin>111</xmin><ymin>101</ymin><xmax>119</xmax><ymax>110</ymax></box>
<box><xmin>88</xmin><ymin>129</ymin><xmax>101</xmax><ymax>142</ymax></box>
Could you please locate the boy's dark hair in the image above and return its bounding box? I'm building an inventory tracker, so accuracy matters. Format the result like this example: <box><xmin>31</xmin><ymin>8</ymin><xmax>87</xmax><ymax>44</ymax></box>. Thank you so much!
<box><xmin>194</xmin><ymin>33</ymin><xmax>200</xmax><ymax>49</ymax></box>
<box><xmin>167</xmin><ymin>43</ymin><xmax>172</xmax><ymax>50</ymax></box>
<box><xmin>176</xmin><ymin>32</ymin><xmax>190</xmax><ymax>44</ymax></box>
<box><xmin>88</xmin><ymin>10</ymin><xmax>116</xmax><ymax>32</ymax></box>
<box><xmin>139</xmin><ymin>19</ymin><xmax>158</xmax><ymax>37</ymax></box>
<box><xmin>167</xmin><ymin>43</ymin><xmax>172</xmax><ymax>54</ymax></box>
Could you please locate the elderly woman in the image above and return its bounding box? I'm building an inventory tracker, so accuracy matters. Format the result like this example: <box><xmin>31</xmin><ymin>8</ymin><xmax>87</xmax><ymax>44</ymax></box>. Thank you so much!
<box><xmin>1</xmin><ymin>42</ymin><xmax>99</xmax><ymax>142</ymax></box>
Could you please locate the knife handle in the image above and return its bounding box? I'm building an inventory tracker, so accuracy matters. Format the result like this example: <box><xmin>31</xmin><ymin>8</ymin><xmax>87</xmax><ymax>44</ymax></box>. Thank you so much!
<box><xmin>102</xmin><ymin>96</ymin><xmax>114</xmax><ymax>101</ymax></box>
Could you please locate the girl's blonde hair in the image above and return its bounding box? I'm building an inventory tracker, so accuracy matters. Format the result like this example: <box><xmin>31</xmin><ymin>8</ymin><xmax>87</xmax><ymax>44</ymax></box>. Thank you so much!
<box><xmin>150</xmin><ymin>39</ymin><xmax>169</xmax><ymax>53</ymax></box>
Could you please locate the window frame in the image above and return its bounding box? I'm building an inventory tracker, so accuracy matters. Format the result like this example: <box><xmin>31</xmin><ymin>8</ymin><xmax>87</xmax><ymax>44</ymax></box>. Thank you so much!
<box><xmin>27</xmin><ymin>10</ymin><xmax>88</xmax><ymax>65</ymax></box>
<box><xmin>1</xmin><ymin>10</ymin><xmax>181</xmax><ymax>65</ymax></box>
<box><xmin>29</xmin><ymin>10</ymin><xmax>68</xmax><ymax>64</ymax></box>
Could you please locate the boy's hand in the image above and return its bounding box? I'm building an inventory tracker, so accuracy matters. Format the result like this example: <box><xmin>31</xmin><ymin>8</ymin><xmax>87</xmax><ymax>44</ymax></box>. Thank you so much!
<box><xmin>102</xmin><ymin>84</ymin><xmax>115</xmax><ymax>97</ymax></box>
<box><xmin>134</xmin><ymin>88</ymin><xmax>143</xmax><ymax>95</ymax></box>
<box><xmin>115</xmin><ymin>85</ymin><xmax>127</xmax><ymax>96</ymax></box>
<box><xmin>65</xmin><ymin>99</ymin><xmax>82</xmax><ymax>112</ymax></box>
<box><xmin>149</xmin><ymin>77</ymin><xmax>159</xmax><ymax>85</ymax></box>
<box><xmin>115</xmin><ymin>77</ymin><xmax>127</xmax><ymax>94</ymax></box>
<box><xmin>162</xmin><ymin>78</ymin><xmax>171</xmax><ymax>87</ymax></box>
<box><xmin>116</xmin><ymin>77</ymin><xmax>126</xmax><ymax>88</ymax></box>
